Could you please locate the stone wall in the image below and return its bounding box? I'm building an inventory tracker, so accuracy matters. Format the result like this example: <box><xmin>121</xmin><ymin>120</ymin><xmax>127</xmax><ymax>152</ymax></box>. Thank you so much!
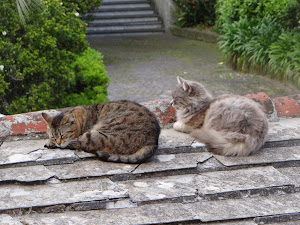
<box><xmin>151</xmin><ymin>0</ymin><xmax>177</xmax><ymax>32</ymax></box>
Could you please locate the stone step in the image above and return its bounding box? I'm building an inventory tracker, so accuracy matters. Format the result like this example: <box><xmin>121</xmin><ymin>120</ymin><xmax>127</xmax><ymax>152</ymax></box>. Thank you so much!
<box><xmin>95</xmin><ymin>3</ymin><xmax>152</xmax><ymax>12</ymax></box>
<box><xmin>0</xmin><ymin>164</ymin><xmax>297</xmax><ymax>215</ymax></box>
<box><xmin>88</xmin><ymin>17</ymin><xmax>159</xmax><ymax>27</ymax></box>
<box><xmin>0</xmin><ymin>179</ymin><xmax>128</xmax><ymax>213</ymax></box>
<box><xmin>102</xmin><ymin>0</ymin><xmax>150</xmax><ymax>5</ymax></box>
<box><xmin>14</xmin><ymin>192</ymin><xmax>300</xmax><ymax>224</ymax></box>
<box><xmin>117</xmin><ymin>166</ymin><xmax>296</xmax><ymax>204</ymax></box>
<box><xmin>86</xmin><ymin>31</ymin><xmax>165</xmax><ymax>38</ymax></box>
<box><xmin>88</xmin><ymin>10</ymin><xmax>155</xmax><ymax>19</ymax></box>
<box><xmin>86</xmin><ymin>24</ymin><xmax>163</xmax><ymax>34</ymax></box>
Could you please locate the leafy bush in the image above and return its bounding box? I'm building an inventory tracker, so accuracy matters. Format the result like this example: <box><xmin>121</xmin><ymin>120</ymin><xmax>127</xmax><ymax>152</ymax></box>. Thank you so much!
<box><xmin>0</xmin><ymin>0</ymin><xmax>108</xmax><ymax>114</ymax></box>
<box><xmin>174</xmin><ymin>0</ymin><xmax>216</xmax><ymax>27</ymax></box>
<box><xmin>269</xmin><ymin>32</ymin><xmax>300</xmax><ymax>86</ymax></box>
<box><xmin>216</xmin><ymin>0</ymin><xmax>300</xmax><ymax>88</ymax></box>
<box><xmin>65</xmin><ymin>48</ymin><xmax>109</xmax><ymax>106</ymax></box>
<box><xmin>62</xmin><ymin>0</ymin><xmax>102</xmax><ymax>16</ymax></box>
<box><xmin>215</xmin><ymin>0</ymin><xmax>299</xmax><ymax>32</ymax></box>
<box><xmin>219</xmin><ymin>17</ymin><xmax>283</xmax><ymax>72</ymax></box>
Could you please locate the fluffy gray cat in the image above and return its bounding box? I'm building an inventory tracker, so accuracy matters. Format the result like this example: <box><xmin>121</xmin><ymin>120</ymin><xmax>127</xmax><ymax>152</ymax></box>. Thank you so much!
<box><xmin>171</xmin><ymin>77</ymin><xmax>268</xmax><ymax>156</ymax></box>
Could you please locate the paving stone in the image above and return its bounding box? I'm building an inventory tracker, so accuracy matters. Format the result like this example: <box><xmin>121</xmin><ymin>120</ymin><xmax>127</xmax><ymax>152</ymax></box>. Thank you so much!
<box><xmin>117</xmin><ymin>174</ymin><xmax>197</xmax><ymax>202</ymax></box>
<box><xmin>18</xmin><ymin>192</ymin><xmax>300</xmax><ymax>225</ymax></box>
<box><xmin>0</xmin><ymin>179</ymin><xmax>127</xmax><ymax>211</ymax></box>
<box><xmin>19</xmin><ymin>202</ymin><xmax>196</xmax><ymax>225</ymax></box>
<box><xmin>255</xmin><ymin>213</ymin><xmax>300</xmax><ymax>225</ymax></box>
<box><xmin>133</xmin><ymin>152</ymin><xmax>212</xmax><ymax>174</ymax></box>
<box><xmin>158</xmin><ymin>129</ymin><xmax>194</xmax><ymax>149</ymax></box>
<box><xmin>0</xmin><ymin>165</ymin><xmax>55</xmax><ymax>182</ymax></box>
<box><xmin>0</xmin><ymin>140</ymin><xmax>46</xmax><ymax>165</ymax></box>
<box><xmin>264</xmin><ymin>222</ymin><xmax>300</xmax><ymax>225</ymax></box>
<box><xmin>276</xmin><ymin>167</ymin><xmax>300</xmax><ymax>186</ymax></box>
<box><xmin>0</xmin><ymin>214</ymin><xmax>23</xmax><ymax>225</ymax></box>
<box><xmin>195</xmin><ymin>166</ymin><xmax>294</xmax><ymax>196</ymax></box>
<box><xmin>214</xmin><ymin>146</ymin><xmax>300</xmax><ymax>167</ymax></box>
<box><xmin>197</xmin><ymin>156</ymin><xmax>226</xmax><ymax>172</ymax></box>
<box><xmin>46</xmin><ymin>160</ymin><xmax>138</xmax><ymax>180</ymax></box>
<box><xmin>0</xmin><ymin>140</ymin><xmax>78</xmax><ymax>166</ymax></box>
<box><xmin>209</xmin><ymin>221</ymin><xmax>256</xmax><ymax>225</ymax></box>
<box><xmin>193</xmin><ymin>192</ymin><xmax>300</xmax><ymax>222</ymax></box>
<box><xmin>268</xmin><ymin>118</ymin><xmax>300</xmax><ymax>141</ymax></box>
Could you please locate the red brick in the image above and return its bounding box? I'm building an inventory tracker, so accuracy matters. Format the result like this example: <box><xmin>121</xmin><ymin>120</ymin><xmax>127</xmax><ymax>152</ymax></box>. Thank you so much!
<box><xmin>143</xmin><ymin>99</ymin><xmax>176</xmax><ymax>124</ymax></box>
<box><xmin>245</xmin><ymin>92</ymin><xmax>274</xmax><ymax>114</ymax></box>
<box><xmin>273</xmin><ymin>95</ymin><xmax>300</xmax><ymax>117</ymax></box>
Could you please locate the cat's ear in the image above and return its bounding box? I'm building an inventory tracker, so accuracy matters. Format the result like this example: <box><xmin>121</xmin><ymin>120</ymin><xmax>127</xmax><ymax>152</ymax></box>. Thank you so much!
<box><xmin>68</xmin><ymin>116</ymin><xmax>75</xmax><ymax>125</ymax></box>
<box><xmin>177</xmin><ymin>76</ymin><xmax>184</xmax><ymax>85</ymax></box>
<box><xmin>182</xmin><ymin>81</ymin><xmax>192</xmax><ymax>94</ymax></box>
<box><xmin>70</xmin><ymin>107</ymin><xmax>85</xmax><ymax>129</ymax></box>
<box><xmin>41</xmin><ymin>112</ymin><xmax>53</xmax><ymax>124</ymax></box>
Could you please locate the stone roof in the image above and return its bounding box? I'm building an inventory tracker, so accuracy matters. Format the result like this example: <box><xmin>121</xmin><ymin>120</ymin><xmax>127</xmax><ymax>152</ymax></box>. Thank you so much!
<box><xmin>1</xmin><ymin>97</ymin><xmax>300</xmax><ymax>225</ymax></box>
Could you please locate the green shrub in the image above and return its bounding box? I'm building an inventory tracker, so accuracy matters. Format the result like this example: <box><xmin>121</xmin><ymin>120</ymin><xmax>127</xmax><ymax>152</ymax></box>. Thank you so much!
<box><xmin>215</xmin><ymin>0</ymin><xmax>299</xmax><ymax>32</ymax></box>
<box><xmin>65</xmin><ymin>48</ymin><xmax>109</xmax><ymax>106</ymax></box>
<box><xmin>61</xmin><ymin>0</ymin><xmax>102</xmax><ymax>16</ymax></box>
<box><xmin>219</xmin><ymin>17</ymin><xmax>283</xmax><ymax>73</ymax></box>
<box><xmin>174</xmin><ymin>0</ymin><xmax>216</xmax><ymax>27</ymax></box>
<box><xmin>269</xmin><ymin>31</ymin><xmax>300</xmax><ymax>86</ymax></box>
<box><xmin>0</xmin><ymin>0</ymin><xmax>108</xmax><ymax>114</ymax></box>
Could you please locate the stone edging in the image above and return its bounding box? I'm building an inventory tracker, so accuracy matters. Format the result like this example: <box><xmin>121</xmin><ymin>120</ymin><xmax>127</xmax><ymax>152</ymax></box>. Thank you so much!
<box><xmin>170</xmin><ymin>25</ymin><xmax>219</xmax><ymax>43</ymax></box>
<box><xmin>0</xmin><ymin>92</ymin><xmax>299</xmax><ymax>140</ymax></box>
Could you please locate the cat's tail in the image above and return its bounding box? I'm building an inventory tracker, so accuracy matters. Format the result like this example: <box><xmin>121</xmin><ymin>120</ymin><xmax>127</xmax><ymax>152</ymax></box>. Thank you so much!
<box><xmin>96</xmin><ymin>145</ymin><xmax>158</xmax><ymax>164</ymax></box>
<box><xmin>191</xmin><ymin>128</ymin><xmax>263</xmax><ymax>156</ymax></box>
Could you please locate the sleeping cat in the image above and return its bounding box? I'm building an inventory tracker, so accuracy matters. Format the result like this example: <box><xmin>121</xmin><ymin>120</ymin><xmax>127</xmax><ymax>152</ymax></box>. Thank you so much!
<box><xmin>42</xmin><ymin>100</ymin><xmax>161</xmax><ymax>163</ymax></box>
<box><xmin>171</xmin><ymin>77</ymin><xmax>268</xmax><ymax>156</ymax></box>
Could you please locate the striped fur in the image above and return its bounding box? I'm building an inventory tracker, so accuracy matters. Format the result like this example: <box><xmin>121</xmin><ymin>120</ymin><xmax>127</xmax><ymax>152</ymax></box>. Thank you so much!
<box><xmin>42</xmin><ymin>100</ymin><xmax>160</xmax><ymax>163</ymax></box>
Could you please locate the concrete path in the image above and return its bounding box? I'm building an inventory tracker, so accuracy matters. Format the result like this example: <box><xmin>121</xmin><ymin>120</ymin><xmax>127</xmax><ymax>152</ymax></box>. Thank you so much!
<box><xmin>87</xmin><ymin>34</ymin><xmax>300</xmax><ymax>103</ymax></box>
<box><xmin>1</xmin><ymin>118</ymin><xmax>300</xmax><ymax>224</ymax></box>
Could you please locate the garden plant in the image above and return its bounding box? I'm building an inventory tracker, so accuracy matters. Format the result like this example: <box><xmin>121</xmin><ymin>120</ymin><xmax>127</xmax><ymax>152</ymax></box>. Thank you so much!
<box><xmin>0</xmin><ymin>0</ymin><xmax>109</xmax><ymax>115</ymax></box>
<box><xmin>174</xmin><ymin>0</ymin><xmax>300</xmax><ymax>87</ymax></box>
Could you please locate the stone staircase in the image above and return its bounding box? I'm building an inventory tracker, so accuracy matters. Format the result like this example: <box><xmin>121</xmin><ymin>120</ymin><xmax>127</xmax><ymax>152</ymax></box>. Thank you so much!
<box><xmin>86</xmin><ymin>0</ymin><xmax>164</xmax><ymax>37</ymax></box>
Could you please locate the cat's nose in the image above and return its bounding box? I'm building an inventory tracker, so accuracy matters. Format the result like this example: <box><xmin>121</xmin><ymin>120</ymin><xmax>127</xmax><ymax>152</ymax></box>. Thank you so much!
<box><xmin>56</xmin><ymin>138</ymin><xmax>62</xmax><ymax>146</ymax></box>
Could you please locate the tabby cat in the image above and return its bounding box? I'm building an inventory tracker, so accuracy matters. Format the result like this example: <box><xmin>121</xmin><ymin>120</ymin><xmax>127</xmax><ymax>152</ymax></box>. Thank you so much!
<box><xmin>42</xmin><ymin>100</ymin><xmax>161</xmax><ymax>163</ymax></box>
<box><xmin>171</xmin><ymin>77</ymin><xmax>268</xmax><ymax>156</ymax></box>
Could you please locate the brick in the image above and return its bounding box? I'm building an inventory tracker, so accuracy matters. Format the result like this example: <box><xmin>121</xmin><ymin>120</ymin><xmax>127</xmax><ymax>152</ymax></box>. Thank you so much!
<box><xmin>143</xmin><ymin>98</ymin><xmax>176</xmax><ymax>124</ymax></box>
<box><xmin>246</xmin><ymin>92</ymin><xmax>274</xmax><ymax>114</ymax></box>
<box><xmin>0</xmin><ymin>110</ymin><xmax>58</xmax><ymax>139</ymax></box>
<box><xmin>273</xmin><ymin>95</ymin><xmax>300</xmax><ymax>117</ymax></box>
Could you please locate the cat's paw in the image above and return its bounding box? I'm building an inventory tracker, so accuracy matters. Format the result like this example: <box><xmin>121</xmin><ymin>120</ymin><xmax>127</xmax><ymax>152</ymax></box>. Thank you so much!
<box><xmin>44</xmin><ymin>139</ymin><xmax>57</xmax><ymax>149</ymax></box>
<box><xmin>173</xmin><ymin>121</ymin><xmax>191</xmax><ymax>133</ymax></box>
<box><xmin>66</xmin><ymin>139</ymin><xmax>81</xmax><ymax>150</ymax></box>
